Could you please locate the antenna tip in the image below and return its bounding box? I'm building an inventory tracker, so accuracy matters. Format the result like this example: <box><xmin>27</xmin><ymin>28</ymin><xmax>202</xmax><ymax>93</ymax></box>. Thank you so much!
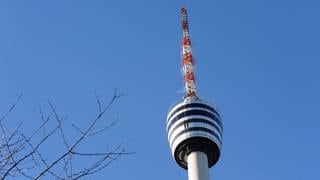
<box><xmin>181</xmin><ymin>6</ymin><xmax>187</xmax><ymax>12</ymax></box>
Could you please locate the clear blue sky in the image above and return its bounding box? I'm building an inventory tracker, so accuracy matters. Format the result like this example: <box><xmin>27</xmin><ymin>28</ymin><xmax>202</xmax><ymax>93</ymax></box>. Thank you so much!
<box><xmin>1</xmin><ymin>0</ymin><xmax>319</xmax><ymax>179</ymax></box>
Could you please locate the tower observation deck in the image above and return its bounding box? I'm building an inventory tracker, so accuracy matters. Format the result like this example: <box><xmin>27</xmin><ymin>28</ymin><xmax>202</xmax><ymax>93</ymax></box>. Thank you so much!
<box><xmin>166</xmin><ymin>7</ymin><xmax>223</xmax><ymax>180</ymax></box>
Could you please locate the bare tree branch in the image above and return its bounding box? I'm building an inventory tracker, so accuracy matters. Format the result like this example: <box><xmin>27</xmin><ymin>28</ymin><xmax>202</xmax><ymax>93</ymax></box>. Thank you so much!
<box><xmin>0</xmin><ymin>93</ymin><xmax>23</xmax><ymax>123</ymax></box>
<box><xmin>1</xmin><ymin>90</ymin><xmax>133</xmax><ymax>179</ymax></box>
<box><xmin>34</xmin><ymin>90</ymin><xmax>122</xmax><ymax>179</ymax></box>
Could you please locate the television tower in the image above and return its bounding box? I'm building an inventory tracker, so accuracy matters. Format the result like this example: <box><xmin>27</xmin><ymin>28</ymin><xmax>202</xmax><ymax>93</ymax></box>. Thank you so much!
<box><xmin>166</xmin><ymin>7</ymin><xmax>223</xmax><ymax>180</ymax></box>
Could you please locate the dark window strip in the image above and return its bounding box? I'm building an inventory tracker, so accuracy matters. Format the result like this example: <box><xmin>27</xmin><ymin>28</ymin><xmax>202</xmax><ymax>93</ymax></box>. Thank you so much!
<box><xmin>167</xmin><ymin>118</ymin><xmax>222</xmax><ymax>141</ymax></box>
<box><xmin>170</xmin><ymin>127</ymin><xmax>221</xmax><ymax>148</ymax></box>
<box><xmin>168</xmin><ymin>103</ymin><xmax>220</xmax><ymax>121</ymax></box>
<box><xmin>167</xmin><ymin>110</ymin><xmax>222</xmax><ymax>131</ymax></box>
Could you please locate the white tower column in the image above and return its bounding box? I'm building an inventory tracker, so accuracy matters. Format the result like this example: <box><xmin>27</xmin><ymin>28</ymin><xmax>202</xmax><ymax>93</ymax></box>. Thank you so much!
<box><xmin>187</xmin><ymin>151</ymin><xmax>210</xmax><ymax>180</ymax></box>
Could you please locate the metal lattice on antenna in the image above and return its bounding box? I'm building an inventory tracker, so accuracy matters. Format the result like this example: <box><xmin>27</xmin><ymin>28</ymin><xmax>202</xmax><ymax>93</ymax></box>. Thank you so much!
<box><xmin>181</xmin><ymin>7</ymin><xmax>197</xmax><ymax>98</ymax></box>
<box><xmin>166</xmin><ymin>7</ymin><xmax>223</xmax><ymax>180</ymax></box>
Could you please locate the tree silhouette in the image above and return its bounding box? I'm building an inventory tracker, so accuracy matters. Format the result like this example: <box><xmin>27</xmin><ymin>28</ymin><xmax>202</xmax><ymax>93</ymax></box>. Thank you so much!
<box><xmin>0</xmin><ymin>90</ymin><xmax>133</xmax><ymax>179</ymax></box>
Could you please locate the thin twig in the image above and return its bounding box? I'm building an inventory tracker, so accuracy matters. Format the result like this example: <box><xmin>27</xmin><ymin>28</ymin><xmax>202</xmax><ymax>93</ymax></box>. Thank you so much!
<box><xmin>0</xmin><ymin>93</ymin><xmax>23</xmax><ymax>123</ymax></box>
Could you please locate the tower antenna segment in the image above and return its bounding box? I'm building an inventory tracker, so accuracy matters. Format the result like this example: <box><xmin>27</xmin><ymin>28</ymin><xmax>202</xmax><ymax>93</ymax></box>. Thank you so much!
<box><xmin>181</xmin><ymin>7</ymin><xmax>197</xmax><ymax>98</ymax></box>
<box><xmin>166</xmin><ymin>7</ymin><xmax>223</xmax><ymax>180</ymax></box>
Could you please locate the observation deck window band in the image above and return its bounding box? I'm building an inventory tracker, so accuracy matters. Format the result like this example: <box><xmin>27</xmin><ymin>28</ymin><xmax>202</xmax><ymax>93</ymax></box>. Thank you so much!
<box><xmin>167</xmin><ymin>107</ymin><xmax>220</xmax><ymax>126</ymax></box>
<box><xmin>166</xmin><ymin>115</ymin><xmax>223</xmax><ymax>134</ymax></box>
<box><xmin>168</xmin><ymin>103</ymin><xmax>221</xmax><ymax>119</ymax></box>
<box><xmin>167</xmin><ymin>109</ymin><xmax>223</xmax><ymax>132</ymax></box>
<box><xmin>167</xmin><ymin>115</ymin><xmax>223</xmax><ymax>135</ymax></box>
<box><xmin>167</xmin><ymin>118</ymin><xmax>222</xmax><ymax>141</ymax></box>
<box><xmin>167</xmin><ymin>102</ymin><xmax>214</xmax><ymax>120</ymax></box>
<box><xmin>167</xmin><ymin>117</ymin><xmax>222</xmax><ymax>140</ymax></box>
<box><xmin>169</xmin><ymin>127</ymin><xmax>222</xmax><ymax>149</ymax></box>
<box><xmin>167</xmin><ymin>113</ymin><xmax>222</xmax><ymax>137</ymax></box>
<box><xmin>169</xmin><ymin>125</ymin><xmax>222</xmax><ymax>149</ymax></box>
<box><xmin>167</xmin><ymin>103</ymin><xmax>220</xmax><ymax>121</ymax></box>
<box><xmin>169</xmin><ymin>127</ymin><xmax>221</xmax><ymax>148</ymax></box>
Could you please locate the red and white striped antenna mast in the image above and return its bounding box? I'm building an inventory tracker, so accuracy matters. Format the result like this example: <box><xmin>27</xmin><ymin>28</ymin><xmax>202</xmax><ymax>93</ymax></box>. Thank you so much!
<box><xmin>166</xmin><ymin>7</ymin><xmax>223</xmax><ymax>180</ymax></box>
<box><xmin>167</xmin><ymin>7</ymin><xmax>223</xmax><ymax>180</ymax></box>
<box><xmin>181</xmin><ymin>7</ymin><xmax>197</xmax><ymax>98</ymax></box>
